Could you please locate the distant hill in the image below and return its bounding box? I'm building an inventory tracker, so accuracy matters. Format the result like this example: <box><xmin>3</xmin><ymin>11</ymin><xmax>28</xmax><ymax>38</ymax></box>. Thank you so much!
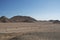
<box><xmin>0</xmin><ymin>16</ymin><xmax>10</xmax><ymax>23</ymax></box>
<box><xmin>0</xmin><ymin>16</ymin><xmax>37</xmax><ymax>23</ymax></box>
<box><xmin>49</xmin><ymin>20</ymin><xmax>60</xmax><ymax>24</ymax></box>
<box><xmin>10</xmin><ymin>16</ymin><xmax>37</xmax><ymax>22</ymax></box>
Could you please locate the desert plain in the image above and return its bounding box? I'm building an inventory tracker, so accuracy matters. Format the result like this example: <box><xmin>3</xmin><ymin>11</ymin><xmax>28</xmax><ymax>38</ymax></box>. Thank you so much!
<box><xmin>0</xmin><ymin>22</ymin><xmax>60</xmax><ymax>40</ymax></box>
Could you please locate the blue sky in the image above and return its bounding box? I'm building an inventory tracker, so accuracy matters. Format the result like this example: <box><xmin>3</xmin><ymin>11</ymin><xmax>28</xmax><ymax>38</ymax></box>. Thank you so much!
<box><xmin>0</xmin><ymin>0</ymin><xmax>60</xmax><ymax>20</ymax></box>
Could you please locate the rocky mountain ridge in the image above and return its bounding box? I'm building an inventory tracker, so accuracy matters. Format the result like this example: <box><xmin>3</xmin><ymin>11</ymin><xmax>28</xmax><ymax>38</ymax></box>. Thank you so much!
<box><xmin>0</xmin><ymin>16</ymin><xmax>37</xmax><ymax>23</ymax></box>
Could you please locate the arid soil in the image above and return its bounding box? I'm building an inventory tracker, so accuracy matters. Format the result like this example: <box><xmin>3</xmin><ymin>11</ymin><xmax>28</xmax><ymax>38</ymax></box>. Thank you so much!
<box><xmin>0</xmin><ymin>22</ymin><xmax>60</xmax><ymax>40</ymax></box>
<box><xmin>0</xmin><ymin>22</ymin><xmax>60</xmax><ymax>33</ymax></box>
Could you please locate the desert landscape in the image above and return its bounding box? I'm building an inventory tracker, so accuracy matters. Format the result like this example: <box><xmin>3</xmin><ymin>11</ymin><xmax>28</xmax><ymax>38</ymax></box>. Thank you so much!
<box><xmin>0</xmin><ymin>16</ymin><xmax>60</xmax><ymax>40</ymax></box>
<box><xmin>1</xmin><ymin>0</ymin><xmax>60</xmax><ymax>40</ymax></box>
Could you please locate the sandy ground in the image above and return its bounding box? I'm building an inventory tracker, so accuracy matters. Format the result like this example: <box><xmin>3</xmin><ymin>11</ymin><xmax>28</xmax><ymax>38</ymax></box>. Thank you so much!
<box><xmin>0</xmin><ymin>22</ymin><xmax>60</xmax><ymax>33</ymax></box>
<box><xmin>0</xmin><ymin>22</ymin><xmax>60</xmax><ymax>40</ymax></box>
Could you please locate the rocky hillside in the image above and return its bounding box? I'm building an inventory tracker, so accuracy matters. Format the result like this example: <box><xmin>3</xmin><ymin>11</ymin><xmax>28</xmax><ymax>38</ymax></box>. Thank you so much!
<box><xmin>0</xmin><ymin>16</ymin><xmax>10</xmax><ymax>23</ymax></box>
<box><xmin>0</xmin><ymin>16</ymin><xmax>37</xmax><ymax>23</ymax></box>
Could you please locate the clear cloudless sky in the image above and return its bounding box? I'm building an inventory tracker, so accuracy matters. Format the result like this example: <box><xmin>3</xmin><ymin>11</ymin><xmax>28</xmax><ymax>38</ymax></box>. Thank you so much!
<box><xmin>0</xmin><ymin>0</ymin><xmax>60</xmax><ymax>20</ymax></box>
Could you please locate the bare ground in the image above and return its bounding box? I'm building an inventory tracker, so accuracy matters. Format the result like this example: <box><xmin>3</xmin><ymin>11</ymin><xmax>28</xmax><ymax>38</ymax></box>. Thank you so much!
<box><xmin>0</xmin><ymin>22</ymin><xmax>60</xmax><ymax>40</ymax></box>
